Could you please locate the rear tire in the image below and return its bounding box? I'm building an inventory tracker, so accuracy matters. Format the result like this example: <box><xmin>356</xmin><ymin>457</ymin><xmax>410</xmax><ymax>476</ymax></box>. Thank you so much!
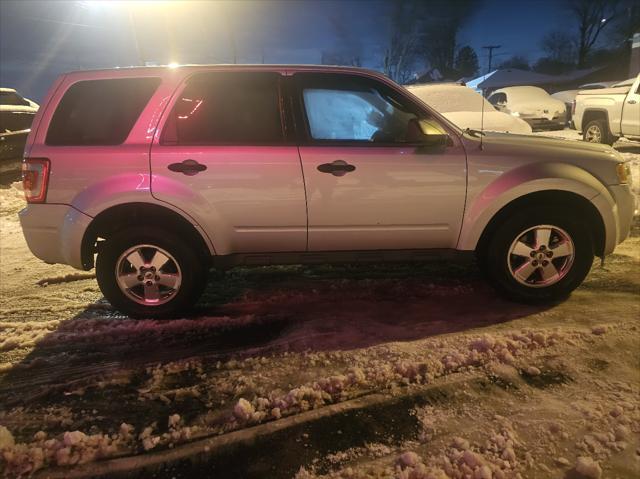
<box><xmin>583</xmin><ymin>119</ymin><xmax>616</xmax><ymax>145</ymax></box>
<box><xmin>480</xmin><ymin>208</ymin><xmax>594</xmax><ymax>303</ymax></box>
<box><xmin>96</xmin><ymin>227</ymin><xmax>208</xmax><ymax>319</ymax></box>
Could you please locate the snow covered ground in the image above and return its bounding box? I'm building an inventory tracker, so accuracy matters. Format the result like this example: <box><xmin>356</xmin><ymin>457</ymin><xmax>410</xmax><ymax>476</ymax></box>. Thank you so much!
<box><xmin>0</xmin><ymin>131</ymin><xmax>639</xmax><ymax>478</ymax></box>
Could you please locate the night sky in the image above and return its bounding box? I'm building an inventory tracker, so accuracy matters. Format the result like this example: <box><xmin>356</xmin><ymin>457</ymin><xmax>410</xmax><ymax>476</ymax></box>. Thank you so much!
<box><xmin>1</xmin><ymin>0</ymin><xmax>570</xmax><ymax>101</ymax></box>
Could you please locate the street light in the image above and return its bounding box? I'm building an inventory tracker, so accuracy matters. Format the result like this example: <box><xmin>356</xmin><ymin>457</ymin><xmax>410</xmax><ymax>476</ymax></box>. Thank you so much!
<box><xmin>80</xmin><ymin>0</ymin><xmax>177</xmax><ymax>66</ymax></box>
<box><xmin>79</xmin><ymin>1</ymin><xmax>239</xmax><ymax>66</ymax></box>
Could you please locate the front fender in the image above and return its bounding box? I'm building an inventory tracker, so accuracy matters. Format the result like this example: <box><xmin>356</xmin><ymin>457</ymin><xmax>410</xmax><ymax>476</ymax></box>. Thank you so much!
<box><xmin>457</xmin><ymin>162</ymin><xmax>617</xmax><ymax>252</ymax></box>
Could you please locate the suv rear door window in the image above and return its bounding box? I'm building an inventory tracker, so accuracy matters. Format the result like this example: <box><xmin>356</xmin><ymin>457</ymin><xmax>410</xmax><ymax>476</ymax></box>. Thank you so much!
<box><xmin>161</xmin><ymin>72</ymin><xmax>284</xmax><ymax>145</ymax></box>
<box><xmin>46</xmin><ymin>78</ymin><xmax>160</xmax><ymax>146</ymax></box>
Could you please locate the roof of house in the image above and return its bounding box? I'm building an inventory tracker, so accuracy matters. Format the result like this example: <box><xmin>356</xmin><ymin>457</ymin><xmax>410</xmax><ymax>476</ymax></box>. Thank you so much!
<box><xmin>466</xmin><ymin>67</ymin><xmax>602</xmax><ymax>90</ymax></box>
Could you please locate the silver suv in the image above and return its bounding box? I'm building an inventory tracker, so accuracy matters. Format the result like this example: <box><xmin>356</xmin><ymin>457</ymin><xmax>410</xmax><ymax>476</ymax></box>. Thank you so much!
<box><xmin>19</xmin><ymin>65</ymin><xmax>635</xmax><ymax>318</ymax></box>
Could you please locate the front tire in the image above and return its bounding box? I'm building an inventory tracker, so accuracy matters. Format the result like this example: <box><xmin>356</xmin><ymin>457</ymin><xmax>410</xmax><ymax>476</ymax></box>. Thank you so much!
<box><xmin>583</xmin><ymin>119</ymin><xmax>616</xmax><ymax>145</ymax></box>
<box><xmin>481</xmin><ymin>209</ymin><xmax>594</xmax><ymax>303</ymax></box>
<box><xmin>96</xmin><ymin>227</ymin><xmax>208</xmax><ymax>318</ymax></box>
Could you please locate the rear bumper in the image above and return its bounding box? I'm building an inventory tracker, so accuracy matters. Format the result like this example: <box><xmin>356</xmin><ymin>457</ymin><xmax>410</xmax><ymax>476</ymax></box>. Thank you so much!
<box><xmin>19</xmin><ymin>204</ymin><xmax>92</xmax><ymax>270</ymax></box>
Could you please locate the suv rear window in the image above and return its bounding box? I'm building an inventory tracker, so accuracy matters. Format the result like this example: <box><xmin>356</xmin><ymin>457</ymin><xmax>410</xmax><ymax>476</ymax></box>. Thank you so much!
<box><xmin>46</xmin><ymin>78</ymin><xmax>160</xmax><ymax>146</ymax></box>
<box><xmin>161</xmin><ymin>72</ymin><xmax>284</xmax><ymax>145</ymax></box>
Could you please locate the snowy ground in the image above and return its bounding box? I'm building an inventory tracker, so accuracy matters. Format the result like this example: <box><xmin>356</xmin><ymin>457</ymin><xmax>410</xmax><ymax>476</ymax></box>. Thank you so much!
<box><xmin>0</xmin><ymin>130</ymin><xmax>639</xmax><ymax>478</ymax></box>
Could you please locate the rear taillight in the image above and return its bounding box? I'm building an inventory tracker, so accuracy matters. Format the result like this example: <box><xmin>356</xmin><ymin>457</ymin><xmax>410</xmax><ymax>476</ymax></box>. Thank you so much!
<box><xmin>22</xmin><ymin>158</ymin><xmax>50</xmax><ymax>203</ymax></box>
<box><xmin>571</xmin><ymin>100</ymin><xmax>576</xmax><ymax>116</ymax></box>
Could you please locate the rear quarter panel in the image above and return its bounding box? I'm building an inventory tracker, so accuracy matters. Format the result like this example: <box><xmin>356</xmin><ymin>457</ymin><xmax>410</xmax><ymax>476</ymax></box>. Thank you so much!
<box><xmin>28</xmin><ymin>69</ymin><xmax>176</xmax><ymax>209</ymax></box>
<box><xmin>25</xmin><ymin>68</ymin><xmax>216</xmax><ymax>255</ymax></box>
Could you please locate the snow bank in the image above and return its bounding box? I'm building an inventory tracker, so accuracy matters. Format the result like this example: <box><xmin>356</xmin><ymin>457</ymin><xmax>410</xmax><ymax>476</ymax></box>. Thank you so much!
<box><xmin>0</xmin><ymin>326</ymin><xmax>592</xmax><ymax>474</ymax></box>
<box><xmin>575</xmin><ymin>456</ymin><xmax>602</xmax><ymax>478</ymax></box>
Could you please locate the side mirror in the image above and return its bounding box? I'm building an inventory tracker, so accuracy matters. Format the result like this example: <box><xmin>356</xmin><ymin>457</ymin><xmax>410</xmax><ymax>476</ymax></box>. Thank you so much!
<box><xmin>414</xmin><ymin>119</ymin><xmax>450</xmax><ymax>146</ymax></box>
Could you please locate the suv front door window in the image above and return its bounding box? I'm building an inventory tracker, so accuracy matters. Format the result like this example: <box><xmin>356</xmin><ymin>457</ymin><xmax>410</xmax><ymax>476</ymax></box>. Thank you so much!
<box><xmin>302</xmin><ymin>86</ymin><xmax>418</xmax><ymax>143</ymax></box>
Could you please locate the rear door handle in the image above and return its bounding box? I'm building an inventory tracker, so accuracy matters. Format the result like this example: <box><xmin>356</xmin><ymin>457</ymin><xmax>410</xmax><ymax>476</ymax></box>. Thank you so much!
<box><xmin>628</xmin><ymin>100</ymin><xmax>637</xmax><ymax>104</ymax></box>
<box><xmin>317</xmin><ymin>160</ymin><xmax>356</xmax><ymax>177</ymax></box>
<box><xmin>168</xmin><ymin>159</ymin><xmax>207</xmax><ymax>176</ymax></box>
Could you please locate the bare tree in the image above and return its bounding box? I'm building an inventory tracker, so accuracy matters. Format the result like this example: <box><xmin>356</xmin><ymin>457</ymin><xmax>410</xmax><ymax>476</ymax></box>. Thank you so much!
<box><xmin>382</xmin><ymin>0</ymin><xmax>422</xmax><ymax>83</ymax></box>
<box><xmin>566</xmin><ymin>0</ymin><xmax>621</xmax><ymax>67</ymax></box>
<box><xmin>498</xmin><ymin>55</ymin><xmax>531</xmax><ymax>70</ymax></box>
<box><xmin>607</xmin><ymin>0</ymin><xmax>640</xmax><ymax>48</ymax></box>
<box><xmin>418</xmin><ymin>0</ymin><xmax>476</xmax><ymax>77</ymax></box>
<box><xmin>540</xmin><ymin>30</ymin><xmax>576</xmax><ymax>65</ymax></box>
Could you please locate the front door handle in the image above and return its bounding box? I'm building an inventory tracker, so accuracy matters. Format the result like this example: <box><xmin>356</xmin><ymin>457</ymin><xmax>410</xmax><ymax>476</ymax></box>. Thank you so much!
<box><xmin>168</xmin><ymin>159</ymin><xmax>207</xmax><ymax>176</ymax></box>
<box><xmin>317</xmin><ymin>160</ymin><xmax>356</xmax><ymax>177</ymax></box>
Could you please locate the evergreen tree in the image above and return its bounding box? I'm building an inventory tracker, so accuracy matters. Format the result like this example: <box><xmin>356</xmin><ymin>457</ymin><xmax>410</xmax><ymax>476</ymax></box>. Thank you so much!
<box><xmin>454</xmin><ymin>46</ymin><xmax>479</xmax><ymax>77</ymax></box>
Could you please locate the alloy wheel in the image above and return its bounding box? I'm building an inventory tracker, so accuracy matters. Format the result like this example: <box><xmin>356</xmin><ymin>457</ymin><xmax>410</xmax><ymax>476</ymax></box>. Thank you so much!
<box><xmin>507</xmin><ymin>225</ymin><xmax>575</xmax><ymax>288</ymax></box>
<box><xmin>585</xmin><ymin>124</ymin><xmax>602</xmax><ymax>143</ymax></box>
<box><xmin>115</xmin><ymin>244</ymin><xmax>182</xmax><ymax>306</ymax></box>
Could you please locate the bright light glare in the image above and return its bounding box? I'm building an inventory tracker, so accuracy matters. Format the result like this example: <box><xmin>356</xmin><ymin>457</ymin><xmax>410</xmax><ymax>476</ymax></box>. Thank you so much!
<box><xmin>80</xmin><ymin>0</ymin><xmax>174</xmax><ymax>8</ymax></box>
<box><xmin>168</xmin><ymin>62</ymin><xmax>179</xmax><ymax>68</ymax></box>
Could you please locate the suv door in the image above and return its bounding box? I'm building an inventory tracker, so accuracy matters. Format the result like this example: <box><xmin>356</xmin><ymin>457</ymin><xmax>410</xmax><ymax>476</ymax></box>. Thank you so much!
<box><xmin>150</xmin><ymin>71</ymin><xmax>307</xmax><ymax>255</ymax></box>
<box><xmin>292</xmin><ymin>72</ymin><xmax>467</xmax><ymax>251</ymax></box>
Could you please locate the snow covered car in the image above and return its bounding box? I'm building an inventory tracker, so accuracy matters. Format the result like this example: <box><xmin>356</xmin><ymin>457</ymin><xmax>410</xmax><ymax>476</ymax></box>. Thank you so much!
<box><xmin>406</xmin><ymin>83</ymin><xmax>532</xmax><ymax>135</ymax></box>
<box><xmin>573</xmin><ymin>75</ymin><xmax>640</xmax><ymax>145</ymax></box>
<box><xmin>0</xmin><ymin>88</ymin><xmax>39</xmax><ymax>110</ymax></box>
<box><xmin>1</xmin><ymin>88</ymin><xmax>39</xmax><ymax>181</ymax></box>
<box><xmin>18</xmin><ymin>65</ymin><xmax>635</xmax><ymax>318</ymax></box>
<box><xmin>488</xmin><ymin>86</ymin><xmax>566</xmax><ymax>130</ymax></box>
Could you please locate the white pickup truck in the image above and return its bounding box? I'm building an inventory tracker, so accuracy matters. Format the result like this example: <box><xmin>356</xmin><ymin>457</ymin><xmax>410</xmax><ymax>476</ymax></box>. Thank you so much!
<box><xmin>574</xmin><ymin>75</ymin><xmax>640</xmax><ymax>145</ymax></box>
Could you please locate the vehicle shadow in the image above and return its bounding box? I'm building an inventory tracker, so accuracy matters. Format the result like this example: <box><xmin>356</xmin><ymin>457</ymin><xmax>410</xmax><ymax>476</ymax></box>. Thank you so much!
<box><xmin>0</xmin><ymin>260</ymin><xmax>551</xmax><ymax>409</ymax></box>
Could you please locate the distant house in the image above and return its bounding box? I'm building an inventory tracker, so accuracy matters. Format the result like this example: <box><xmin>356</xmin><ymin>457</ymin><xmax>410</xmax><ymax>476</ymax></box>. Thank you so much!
<box><xmin>464</xmin><ymin>67</ymin><xmax>619</xmax><ymax>95</ymax></box>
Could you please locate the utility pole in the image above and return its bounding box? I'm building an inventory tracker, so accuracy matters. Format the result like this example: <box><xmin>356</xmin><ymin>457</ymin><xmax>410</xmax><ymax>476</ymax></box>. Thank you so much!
<box><xmin>482</xmin><ymin>45</ymin><xmax>501</xmax><ymax>73</ymax></box>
